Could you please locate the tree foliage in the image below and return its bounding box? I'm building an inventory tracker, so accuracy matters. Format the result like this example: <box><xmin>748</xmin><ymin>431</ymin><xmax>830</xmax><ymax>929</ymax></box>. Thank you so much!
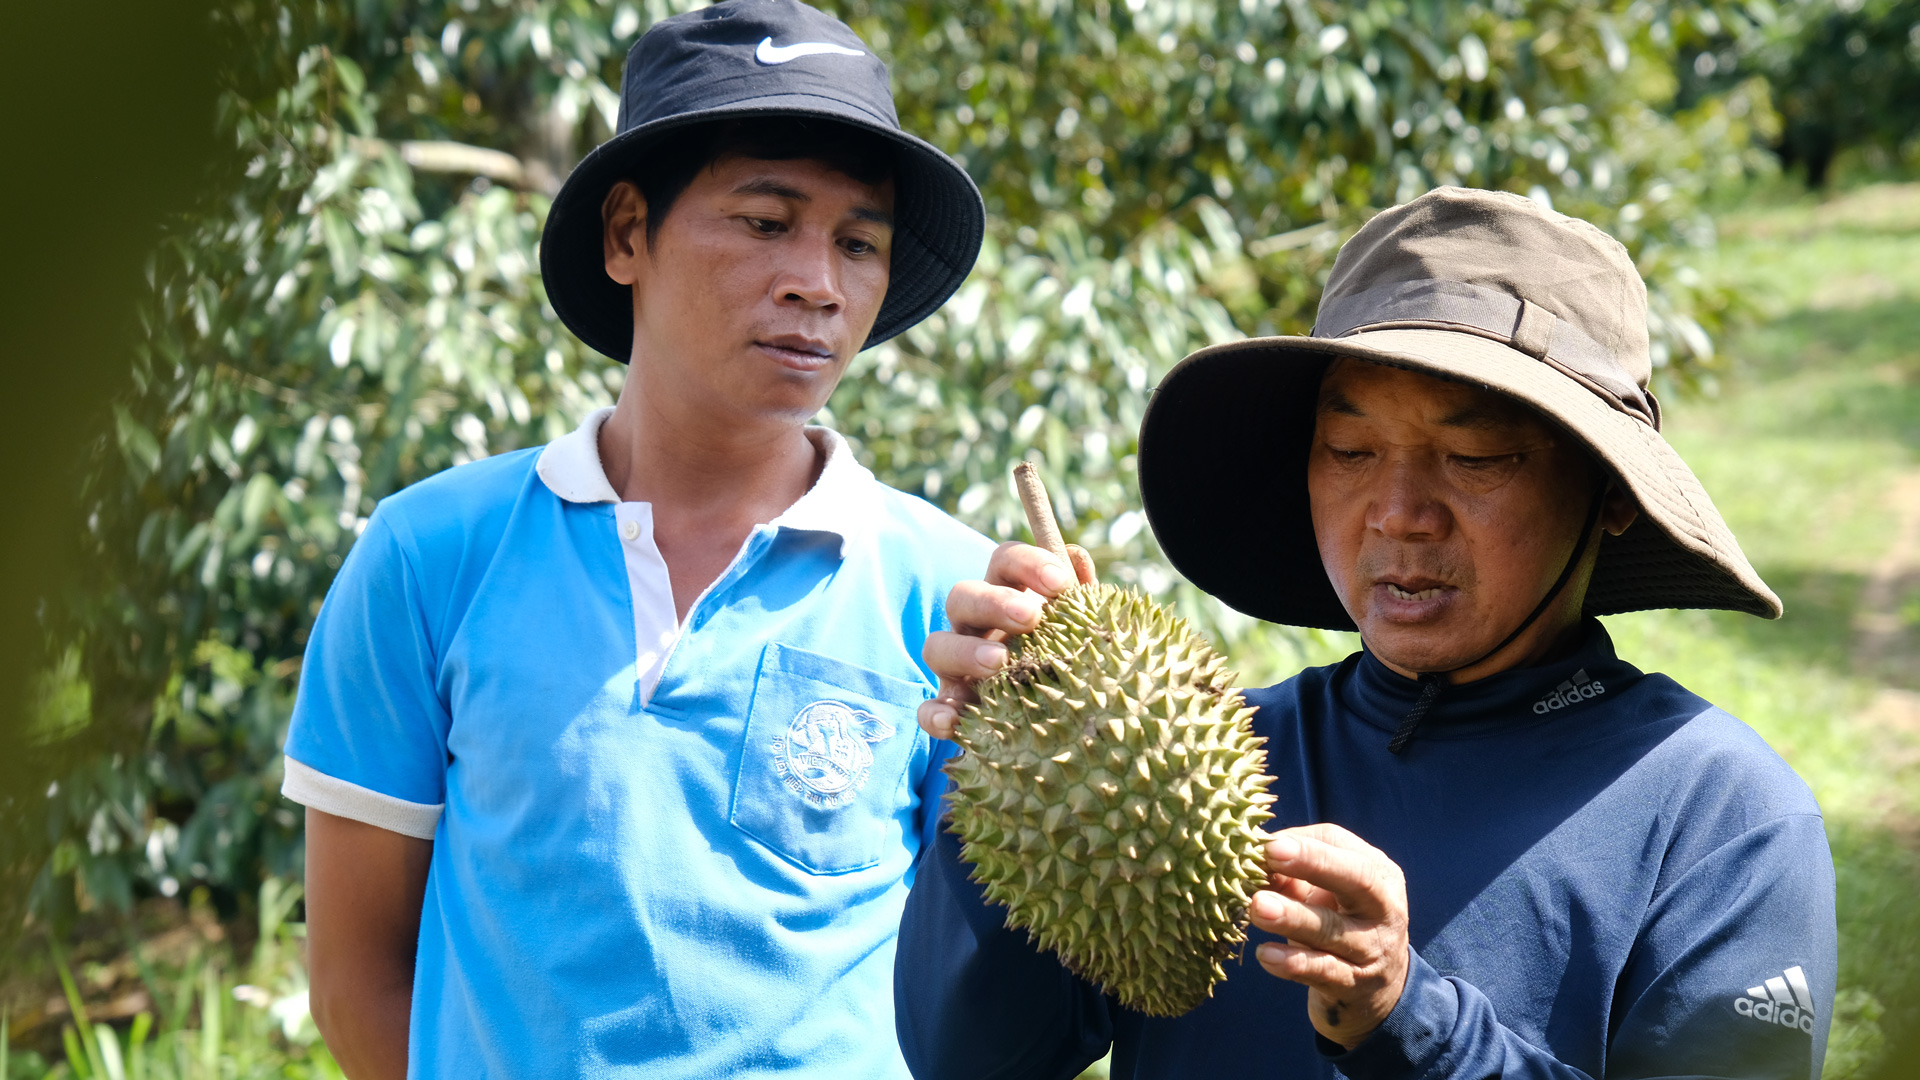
<box><xmin>21</xmin><ymin>0</ymin><xmax>1785</xmax><ymax>936</ymax></box>
<box><xmin>1679</xmin><ymin>0</ymin><xmax>1920</xmax><ymax>186</ymax></box>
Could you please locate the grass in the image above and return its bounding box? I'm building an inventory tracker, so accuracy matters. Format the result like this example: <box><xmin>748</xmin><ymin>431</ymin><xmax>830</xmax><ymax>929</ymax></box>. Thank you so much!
<box><xmin>3</xmin><ymin>882</ymin><xmax>342</xmax><ymax>1080</ymax></box>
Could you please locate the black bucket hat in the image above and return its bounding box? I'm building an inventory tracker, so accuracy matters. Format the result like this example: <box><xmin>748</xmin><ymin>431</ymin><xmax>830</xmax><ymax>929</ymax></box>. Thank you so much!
<box><xmin>1137</xmin><ymin>187</ymin><xmax>1780</xmax><ymax>631</ymax></box>
<box><xmin>539</xmin><ymin>0</ymin><xmax>985</xmax><ymax>362</ymax></box>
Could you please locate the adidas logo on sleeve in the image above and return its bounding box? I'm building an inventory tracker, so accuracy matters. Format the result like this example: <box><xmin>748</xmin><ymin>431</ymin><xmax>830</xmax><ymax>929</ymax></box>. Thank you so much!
<box><xmin>1532</xmin><ymin>669</ymin><xmax>1606</xmax><ymax>714</ymax></box>
<box><xmin>1734</xmin><ymin>966</ymin><xmax>1816</xmax><ymax>1034</ymax></box>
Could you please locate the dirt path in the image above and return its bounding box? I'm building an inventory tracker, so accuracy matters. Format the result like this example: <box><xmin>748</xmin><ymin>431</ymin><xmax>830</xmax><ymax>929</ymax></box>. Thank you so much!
<box><xmin>1853</xmin><ymin>469</ymin><xmax>1920</xmax><ymax>841</ymax></box>
<box><xmin>1854</xmin><ymin>471</ymin><xmax>1920</xmax><ymax>674</ymax></box>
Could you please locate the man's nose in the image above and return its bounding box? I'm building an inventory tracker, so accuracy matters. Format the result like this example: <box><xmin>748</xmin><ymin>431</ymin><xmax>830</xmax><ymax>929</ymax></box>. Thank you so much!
<box><xmin>1368</xmin><ymin>459</ymin><xmax>1450</xmax><ymax>540</ymax></box>
<box><xmin>771</xmin><ymin>233</ymin><xmax>845</xmax><ymax>313</ymax></box>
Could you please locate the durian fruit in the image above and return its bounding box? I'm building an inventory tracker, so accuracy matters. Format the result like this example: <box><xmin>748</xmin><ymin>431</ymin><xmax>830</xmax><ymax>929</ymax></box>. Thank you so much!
<box><xmin>944</xmin><ymin>583</ymin><xmax>1276</xmax><ymax>1017</ymax></box>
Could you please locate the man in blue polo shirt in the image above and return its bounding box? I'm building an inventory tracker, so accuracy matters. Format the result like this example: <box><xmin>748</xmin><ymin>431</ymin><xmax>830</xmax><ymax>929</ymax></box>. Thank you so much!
<box><xmin>279</xmin><ymin>3</ymin><xmax>989</xmax><ymax>1077</ymax></box>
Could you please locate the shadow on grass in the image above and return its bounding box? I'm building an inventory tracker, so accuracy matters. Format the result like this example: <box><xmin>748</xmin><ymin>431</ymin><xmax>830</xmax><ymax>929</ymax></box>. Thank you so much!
<box><xmin>1726</xmin><ymin>221</ymin><xmax>1920</xmax><ymax>246</ymax></box>
<box><xmin>1692</xmin><ymin>569</ymin><xmax>1920</xmax><ymax>699</ymax></box>
<box><xmin>1715</xmin><ymin>181</ymin><xmax>1920</xmax><ymax>246</ymax></box>
<box><xmin>1724</xmin><ymin>300</ymin><xmax>1920</xmax><ymax>450</ymax></box>
<box><xmin>1691</xmin><ymin>567</ymin><xmax>1884</xmax><ymax>682</ymax></box>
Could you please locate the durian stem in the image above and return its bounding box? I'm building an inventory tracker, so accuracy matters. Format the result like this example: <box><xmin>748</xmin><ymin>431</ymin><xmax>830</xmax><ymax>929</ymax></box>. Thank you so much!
<box><xmin>1014</xmin><ymin>461</ymin><xmax>1070</xmax><ymax>564</ymax></box>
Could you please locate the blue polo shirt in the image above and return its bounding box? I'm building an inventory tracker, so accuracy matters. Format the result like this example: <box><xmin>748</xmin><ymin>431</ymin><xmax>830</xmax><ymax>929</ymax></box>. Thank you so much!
<box><xmin>283</xmin><ymin>408</ymin><xmax>994</xmax><ymax>1078</ymax></box>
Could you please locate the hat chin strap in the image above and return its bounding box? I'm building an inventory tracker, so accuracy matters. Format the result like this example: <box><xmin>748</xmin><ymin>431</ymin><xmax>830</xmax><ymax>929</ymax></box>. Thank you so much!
<box><xmin>1384</xmin><ymin>482</ymin><xmax>1609</xmax><ymax>755</ymax></box>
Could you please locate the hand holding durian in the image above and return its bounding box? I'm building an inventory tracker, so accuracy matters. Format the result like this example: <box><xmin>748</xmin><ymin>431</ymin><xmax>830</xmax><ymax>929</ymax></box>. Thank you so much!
<box><xmin>938</xmin><ymin>463</ymin><xmax>1278</xmax><ymax>1017</ymax></box>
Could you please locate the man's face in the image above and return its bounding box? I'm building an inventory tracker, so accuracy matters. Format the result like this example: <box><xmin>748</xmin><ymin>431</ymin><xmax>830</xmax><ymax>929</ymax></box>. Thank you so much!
<box><xmin>1307</xmin><ymin>359</ymin><xmax>1623</xmax><ymax>680</ymax></box>
<box><xmin>602</xmin><ymin>154</ymin><xmax>894</xmax><ymax>428</ymax></box>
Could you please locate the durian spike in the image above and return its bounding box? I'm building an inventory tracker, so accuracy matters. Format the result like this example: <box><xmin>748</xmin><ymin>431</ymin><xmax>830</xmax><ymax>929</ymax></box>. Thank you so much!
<box><xmin>1014</xmin><ymin>461</ymin><xmax>1070</xmax><ymax>564</ymax></box>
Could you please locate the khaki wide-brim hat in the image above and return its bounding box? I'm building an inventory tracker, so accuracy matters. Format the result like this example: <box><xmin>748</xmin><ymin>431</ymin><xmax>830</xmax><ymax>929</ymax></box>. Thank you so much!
<box><xmin>1137</xmin><ymin>186</ymin><xmax>1780</xmax><ymax>631</ymax></box>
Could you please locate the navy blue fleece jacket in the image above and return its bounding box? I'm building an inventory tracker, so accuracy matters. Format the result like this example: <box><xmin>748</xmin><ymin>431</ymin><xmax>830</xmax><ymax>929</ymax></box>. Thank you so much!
<box><xmin>895</xmin><ymin>622</ymin><xmax>1835</xmax><ymax>1079</ymax></box>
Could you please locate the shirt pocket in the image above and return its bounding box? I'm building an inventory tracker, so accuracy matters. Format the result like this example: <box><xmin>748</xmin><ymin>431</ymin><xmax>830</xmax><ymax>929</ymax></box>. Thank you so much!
<box><xmin>730</xmin><ymin>642</ymin><xmax>932</xmax><ymax>875</ymax></box>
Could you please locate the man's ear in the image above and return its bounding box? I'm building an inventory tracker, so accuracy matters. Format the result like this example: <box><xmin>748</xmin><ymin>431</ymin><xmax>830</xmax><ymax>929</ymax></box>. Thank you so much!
<box><xmin>1600</xmin><ymin>482</ymin><xmax>1640</xmax><ymax>537</ymax></box>
<box><xmin>603</xmin><ymin>180</ymin><xmax>648</xmax><ymax>286</ymax></box>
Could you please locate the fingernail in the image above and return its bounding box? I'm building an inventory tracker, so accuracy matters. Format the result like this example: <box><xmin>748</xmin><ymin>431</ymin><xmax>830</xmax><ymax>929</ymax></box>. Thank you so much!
<box><xmin>1009</xmin><ymin>595</ymin><xmax>1043</xmax><ymax>623</ymax></box>
<box><xmin>1038</xmin><ymin>561</ymin><xmax>1072</xmax><ymax>592</ymax></box>
<box><xmin>1268</xmin><ymin>837</ymin><xmax>1300</xmax><ymax>862</ymax></box>
<box><xmin>1256</xmin><ymin>943</ymin><xmax>1282</xmax><ymax>964</ymax></box>
<box><xmin>975</xmin><ymin>641</ymin><xmax>1008</xmax><ymax>669</ymax></box>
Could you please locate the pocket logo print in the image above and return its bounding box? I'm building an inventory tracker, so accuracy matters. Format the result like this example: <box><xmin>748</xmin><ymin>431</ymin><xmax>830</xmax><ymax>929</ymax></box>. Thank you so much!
<box><xmin>754</xmin><ymin>37</ymin><xmax>867</xmax><ymax>64</ymax></box>
<box><xmin>773</xmin><ymin>700</ymin><xmax>895</xmax><ymax>810</ymax></box>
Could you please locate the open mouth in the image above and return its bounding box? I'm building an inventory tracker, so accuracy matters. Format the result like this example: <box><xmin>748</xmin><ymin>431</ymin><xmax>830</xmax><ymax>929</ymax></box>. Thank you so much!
<box><xmin>1372</xmin><ymin>578</ymin><xmax>1457</xmax><ymax>621</ymax></box>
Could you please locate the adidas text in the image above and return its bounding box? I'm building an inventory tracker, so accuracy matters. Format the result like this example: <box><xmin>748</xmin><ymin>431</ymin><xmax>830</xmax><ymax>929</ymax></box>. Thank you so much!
<box><xmin>1734</xmin><ymin>966</ymin><xmax>1816</xmax><ymax>1035</ymax></box>
<box><xmin>1533</xmin><ymin>669</ymin><xmax>1605</xmax><ymax>715</ymax></box>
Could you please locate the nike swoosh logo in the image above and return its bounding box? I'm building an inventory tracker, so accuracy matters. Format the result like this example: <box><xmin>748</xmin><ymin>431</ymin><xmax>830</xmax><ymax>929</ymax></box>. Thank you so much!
<box><xmin>754</xmin><ymin>37</ymin><xmax>866</xmax><ymax>64</ymax></box>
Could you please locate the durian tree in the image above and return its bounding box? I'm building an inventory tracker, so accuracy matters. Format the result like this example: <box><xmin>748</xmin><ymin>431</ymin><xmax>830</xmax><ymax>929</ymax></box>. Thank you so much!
<box><xmin>1676</xmin><ymin>0</ymin><xmax>1920</xmax><ymax>186</ymax></box>
<box><xmin>19</xmin><ymin>0</ymin><xmax>1781</xmax><ymax>940</ymax></box>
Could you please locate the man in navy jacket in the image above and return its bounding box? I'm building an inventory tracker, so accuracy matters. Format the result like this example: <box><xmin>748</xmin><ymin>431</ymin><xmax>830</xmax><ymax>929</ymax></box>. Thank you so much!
<box><xmin>898</xmin><ymin>188</ymin><xmax>1834</xmax><ymax>1079</ymax></box>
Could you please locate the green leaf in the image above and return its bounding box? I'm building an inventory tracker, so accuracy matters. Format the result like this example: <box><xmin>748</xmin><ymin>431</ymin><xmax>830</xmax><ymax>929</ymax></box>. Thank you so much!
<box><xmin>169</xmin><ymin>521</ymin><xmax>213</xmax><ymax>576</ymax></box>
<box><xmin>113</xmin><ymin>404</ymin><xmax>162</xmax><ymax>484</ymax></box>
<box><xmin>320</xmin><ymin>207</ymin><xmax>360</xmax><ymax>284</ymax></box>
<box><xmin>96</xmin><ymin>1024</ymin><xmax>127</xmax><ymax>1080</ymax></box>
<box><xmin>52</xmin><ymin>940</ymin><xmax>106</xmax><ymax>1079</ymax></box>
<box><xmin>240</xmin><ymin>472</ymin><xmax>279</xmax><ymax>532</ymax></box>
<box><xmin>332</xmin><ymin>54</ymin><xmax>366</xmax><ymax>97</ymax></box>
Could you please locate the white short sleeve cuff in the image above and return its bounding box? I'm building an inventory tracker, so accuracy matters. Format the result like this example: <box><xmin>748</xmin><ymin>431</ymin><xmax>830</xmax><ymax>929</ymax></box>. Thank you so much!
<box><xmin>282</xmin><ymin>756</ymin><xmax>443</xmax><ymax>840</ymax></box>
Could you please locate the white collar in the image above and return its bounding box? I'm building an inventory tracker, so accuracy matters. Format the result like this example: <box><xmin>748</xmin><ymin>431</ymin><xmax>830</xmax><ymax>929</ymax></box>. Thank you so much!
<box><xmin>534</xmin><ymin>406</ymin><xmax>623</xmax><ymax>503</ymax></box>
<box><xmin>534</xmin><ymin>406</ymin><xmax>875</xmax><ymax>553</ymax></box>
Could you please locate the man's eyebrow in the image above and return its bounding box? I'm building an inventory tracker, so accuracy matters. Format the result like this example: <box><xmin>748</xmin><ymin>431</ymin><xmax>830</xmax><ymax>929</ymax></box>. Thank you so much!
<box><xmin>1435</xmin><ymin>404</ymin><xmax>1515</xmax><ymax>430</ymax></box>
<box><xmin>732</xmin><ymin>177</ymin><xmax>810</xmax><ymax>201</ymax></box>
<box><xmin>731</xmin><ymin>177</ymin><xmax>892</xmax><ymax>227</ymax></box>
<box><xmin>1316</xmin><ymin>390</ymin><xmax>1365</xmax><ymax>416</ymax></box>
